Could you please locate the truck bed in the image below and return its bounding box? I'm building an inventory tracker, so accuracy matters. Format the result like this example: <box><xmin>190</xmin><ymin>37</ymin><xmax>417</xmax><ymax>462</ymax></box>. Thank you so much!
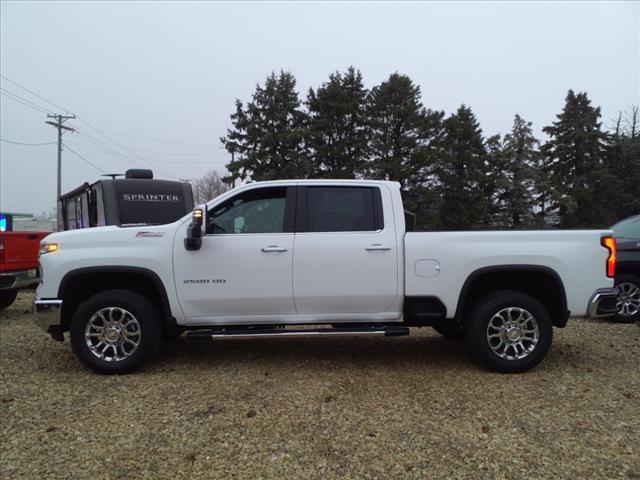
<box><xmin>405</xmin><ymin>229</ymin><xmax>611</xmax><ymax>318</ymax></box>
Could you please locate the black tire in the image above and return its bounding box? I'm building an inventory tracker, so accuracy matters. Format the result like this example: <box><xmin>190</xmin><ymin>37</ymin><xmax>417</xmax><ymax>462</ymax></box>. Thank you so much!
<box><xmin>0</xmin><ymin>289</ymin><xmax>18</xmax><ymax>311</ymax></box>
<box><xmin>614</xmin><ymin>273</ymin><xmax>640</xmax><ymax>324</ymax></box>
<box><xmin>432</xmin><ymin>320</ymin><xmax>465</xmax><ymax>339</ymax></box>
<box><xmin>70</xmin><ymin>289</ymin><xmax>161</xmax><ymax>374</ymax></box>
<box><xmin>465</xmin><ymin>290</ymin><xmax>553</xmax><ymax>373</ymax></box>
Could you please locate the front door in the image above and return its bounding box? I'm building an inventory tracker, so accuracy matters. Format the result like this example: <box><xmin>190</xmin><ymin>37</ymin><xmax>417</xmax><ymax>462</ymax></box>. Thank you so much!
<box><xmin>173</xmin><ymin>186</ymin><xmax>296</xmax><ymax>321</ymax></box>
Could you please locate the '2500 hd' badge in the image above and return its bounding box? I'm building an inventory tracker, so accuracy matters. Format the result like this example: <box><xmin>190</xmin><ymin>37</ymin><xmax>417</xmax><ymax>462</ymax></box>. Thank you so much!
<box><xmin>183</xmin><ymin>279</ymin><xmax>227</xmax><ymax>284</ymax></box>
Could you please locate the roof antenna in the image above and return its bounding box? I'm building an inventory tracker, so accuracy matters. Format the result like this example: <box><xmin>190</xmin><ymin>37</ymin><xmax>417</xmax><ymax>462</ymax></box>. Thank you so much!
<box><xmin>101</xmin><ymin>173</ymin><xmax>124</xmax><ymax>179</ymax></box>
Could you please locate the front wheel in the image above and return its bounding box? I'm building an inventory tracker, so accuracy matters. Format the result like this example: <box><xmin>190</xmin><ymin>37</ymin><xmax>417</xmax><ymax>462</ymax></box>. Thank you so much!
<box><xmin>465</xmin><ymin>290</ymin><xmax>552</xmax><ymax>373</ymax></box>
<box><xmin>70</xmin><ymin>289</ymin><xmax>161</xmax><ymax>374</ymax></box>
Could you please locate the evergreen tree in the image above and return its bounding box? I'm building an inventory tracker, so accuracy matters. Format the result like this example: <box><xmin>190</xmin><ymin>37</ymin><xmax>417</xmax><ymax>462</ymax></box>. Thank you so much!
<box><xmin>366</xmin><ymin>73</ymin><xmax>444</xmax><ymax>190</ymax></box>
<box><xmin>493</xmin><ymin>114</ymin><xmax>539</xmax><ymax>228</ymax></box>
<box><xmin>541</xmin><ymin>90</ymin><xmax>610</xmax><ymax>227</ymax></box>
<box><xmin>221</xmin><ymin>71</ymin><xmax>310</xmax><ymax>182</ymax></box>
<box><xmin>306</xmin><ymin>67</ymin><xmax>369</xmax><ymax>178</ymax></box>
<box><xmin>607</xmin><ymin>106</ymin><xmax>640</xmax><ymax>221</ymax></box>
<box><xmin>483</xmin><ymin>134</ymin><xmax>507</xmax><ymax>227</ymax></box>
<box><xmin>435</xmin><ymin>105</ymin><xmax>489</xmax><ymax>229</ymax></box>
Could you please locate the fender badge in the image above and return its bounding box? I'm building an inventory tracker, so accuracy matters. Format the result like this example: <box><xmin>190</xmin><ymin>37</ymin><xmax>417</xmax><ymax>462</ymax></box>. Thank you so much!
<box><xmin>136</xmin><ymin>231</ymin><xmax>165</xmax><ymax>238</ymax></box>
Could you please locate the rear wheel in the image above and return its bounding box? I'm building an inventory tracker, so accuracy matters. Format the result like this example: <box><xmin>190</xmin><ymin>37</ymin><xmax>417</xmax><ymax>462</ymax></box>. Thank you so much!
<box><xmin>614</xmin><ymin>274</ymin><xmax>640</xmax><ymax>324</ymax></box>
<box><xmin>466</xmin><ymin>290</ymin><xmax>552</xmax><ymax>373</ymax></box>
<box><xmin>70</xmin><ymin>289</ymin><xmax>161</xmax><ymax>374</ymax></box>
<box><xmin>0</xmin><ymin>289</ymin><xmax>18</xmax><ymax>311</ymax></box>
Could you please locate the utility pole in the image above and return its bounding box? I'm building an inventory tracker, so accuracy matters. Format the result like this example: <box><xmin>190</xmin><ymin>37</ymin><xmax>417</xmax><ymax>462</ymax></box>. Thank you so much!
<box><xmin>46</xmin><ymin>114</ymin><xmax>75</xmax><ymax>230</ymax></box>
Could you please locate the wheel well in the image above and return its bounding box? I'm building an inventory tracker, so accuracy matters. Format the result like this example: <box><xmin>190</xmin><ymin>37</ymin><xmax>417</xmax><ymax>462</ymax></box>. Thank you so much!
<box><xmin>59</xmin><ymin>268</ymin><xmax>174</xmax><ymax>332</ymax></box>
<box><xmin>456</xmin><ymin>267</ymin><xmax>569</xmax><ymax>327</ymax></box>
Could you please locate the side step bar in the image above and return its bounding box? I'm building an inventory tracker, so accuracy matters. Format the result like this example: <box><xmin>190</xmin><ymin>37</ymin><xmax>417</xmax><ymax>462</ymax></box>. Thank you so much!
<box><xmin>187</xmin><ymin>326</ymin><xmax>410</xmax><ymax>339</ymax></box>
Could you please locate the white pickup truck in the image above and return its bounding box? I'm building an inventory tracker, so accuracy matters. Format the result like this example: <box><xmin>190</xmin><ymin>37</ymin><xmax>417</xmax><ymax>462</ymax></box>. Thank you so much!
<box><xmin>34</xmin><ymin>180</ymin><xmax>618</xmax><ymax>374</ymax></box>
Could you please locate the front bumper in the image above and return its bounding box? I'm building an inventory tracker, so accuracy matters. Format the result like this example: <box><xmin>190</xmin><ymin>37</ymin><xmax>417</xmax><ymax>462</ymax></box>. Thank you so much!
<box><xmin>33</xmin><ymin>298</ymin><xmax>64</xmax><ymax>341</ymax></box>
<box><xmin>0</xmin><ymin>268</ymin><xmax>39</xmax><ymax>290</ymax></box>
<box><xmin>588</xmin><ymin>288</ymin><xmax>619</xmax><ymax>318</ymax></box>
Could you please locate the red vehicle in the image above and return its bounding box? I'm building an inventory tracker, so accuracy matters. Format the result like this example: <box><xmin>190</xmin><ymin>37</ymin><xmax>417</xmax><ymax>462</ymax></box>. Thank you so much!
<box><xmin>0</xmin><ymin>232</ymin><xmax>49</xmax><ymax>310</ymax></box>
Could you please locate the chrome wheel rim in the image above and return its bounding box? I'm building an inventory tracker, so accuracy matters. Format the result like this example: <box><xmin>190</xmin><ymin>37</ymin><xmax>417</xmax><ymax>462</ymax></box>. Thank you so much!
<box><xmin>85</xmin><ymin>307</ymin><xmax>141</xmax><ymax>362</ymax></box>
<box><xmin>616</xmin><ymin>283</ymin><xmax>640</xmax><ymax>317</ymax></box>
<box><xmin>487</xmin><ymin>307</ymin><xmax>539</xmax><ymax>360</ymax></box>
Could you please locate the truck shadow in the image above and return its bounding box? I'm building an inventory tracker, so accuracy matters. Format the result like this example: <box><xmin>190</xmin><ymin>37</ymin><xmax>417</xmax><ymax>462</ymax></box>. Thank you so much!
<box><xmin>152</xmin><ymin>333</ymin><xmax>478</xmax><ymax>372</ymax></box>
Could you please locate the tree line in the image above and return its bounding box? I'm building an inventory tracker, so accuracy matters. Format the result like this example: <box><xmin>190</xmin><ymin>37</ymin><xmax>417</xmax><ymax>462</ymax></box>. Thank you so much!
<box><xmin>219</xmin><ymin>68</ymin><xmax>639</xmax><ymax>229</ymax></box>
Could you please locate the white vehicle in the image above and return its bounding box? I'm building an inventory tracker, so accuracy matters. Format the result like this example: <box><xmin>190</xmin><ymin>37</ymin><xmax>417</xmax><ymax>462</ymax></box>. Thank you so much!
<box><xmin>34</xmin><ymin>180</ymin><xmax>619</xmax><ymax>374</ymax></box>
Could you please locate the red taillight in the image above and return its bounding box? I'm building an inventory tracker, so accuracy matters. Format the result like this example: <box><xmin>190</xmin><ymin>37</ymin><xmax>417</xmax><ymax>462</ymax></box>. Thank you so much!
<box><xmin>601</xmin><ymin>236</ymin><xmax>616</xmax><ymax>278</ymax></box>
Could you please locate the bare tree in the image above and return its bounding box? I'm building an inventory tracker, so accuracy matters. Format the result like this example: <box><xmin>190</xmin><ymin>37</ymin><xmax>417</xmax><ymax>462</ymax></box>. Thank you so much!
<box><xmin>194</xmin><ymin>170</ymin><xmax>229</xmax><ymax>203</ymax></box>
<box><xmin>623</xmin><ymin>105</ymin><xmax>639</xmax><ymax>139</ymax></box>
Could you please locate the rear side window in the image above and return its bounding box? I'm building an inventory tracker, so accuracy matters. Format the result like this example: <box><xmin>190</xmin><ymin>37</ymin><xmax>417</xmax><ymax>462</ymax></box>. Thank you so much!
<box><xmin>303</xmin><ymin>187</ymin><xmax>383</xmax><ymax>232</ymax></box>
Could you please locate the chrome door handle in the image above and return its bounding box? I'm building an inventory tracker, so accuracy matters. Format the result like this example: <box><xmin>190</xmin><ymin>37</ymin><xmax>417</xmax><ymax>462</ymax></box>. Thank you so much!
<box><xmin>261</xmin><ymin>245</ymin><xmax>288</xmax><ymax>253</ymax></box>
<box><xmin>365</xmin><ymin>244</ymin><xmax>392</xmax><ymax>251</ymax></box>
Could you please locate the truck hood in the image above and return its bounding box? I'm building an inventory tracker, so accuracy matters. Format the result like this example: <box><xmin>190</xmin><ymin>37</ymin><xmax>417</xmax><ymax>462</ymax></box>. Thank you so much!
<box><xmin>42</xmin><ymin>223</ymin><xmax>179</xmax><ymax>247</ymax></box>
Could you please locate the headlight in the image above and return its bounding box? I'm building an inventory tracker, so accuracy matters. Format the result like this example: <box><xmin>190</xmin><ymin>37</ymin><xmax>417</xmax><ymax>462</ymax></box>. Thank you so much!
<box><xmin>39</xmin><ymin>243</ymin><xmax>59</xmax><ymax>256</ymax></box>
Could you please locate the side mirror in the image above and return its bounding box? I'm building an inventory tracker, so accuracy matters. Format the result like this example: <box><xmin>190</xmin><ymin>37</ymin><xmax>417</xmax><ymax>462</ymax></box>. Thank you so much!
<box><xmin>184</xmin><ymin>206</ymin><xmax>206</xmax><ymax>251</ymax></box>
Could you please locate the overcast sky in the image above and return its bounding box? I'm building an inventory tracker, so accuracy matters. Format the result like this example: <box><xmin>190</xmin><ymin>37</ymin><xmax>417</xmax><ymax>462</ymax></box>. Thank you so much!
<box><xmin>1</xmin><ymin>1</ymin><xmax>638</xmax><ymax>215</ymax></box>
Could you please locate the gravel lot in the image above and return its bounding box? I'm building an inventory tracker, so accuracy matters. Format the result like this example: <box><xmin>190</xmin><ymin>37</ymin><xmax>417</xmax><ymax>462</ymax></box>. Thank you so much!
<box><xmin>1</xmin><ymin>291</ymin><xmax>639</xmax><ymax>479</ymax></box>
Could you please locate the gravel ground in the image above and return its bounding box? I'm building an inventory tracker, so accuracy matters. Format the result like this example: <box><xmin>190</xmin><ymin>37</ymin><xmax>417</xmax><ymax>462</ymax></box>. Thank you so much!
<box><xmin>1</xmin><ymin>291</ymin><xmax>639</xmax><ymax>480</ymax></box>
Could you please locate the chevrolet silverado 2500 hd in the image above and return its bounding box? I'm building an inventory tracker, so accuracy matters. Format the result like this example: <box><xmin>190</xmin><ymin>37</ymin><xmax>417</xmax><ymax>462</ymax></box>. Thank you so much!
<box><xmin>34</xmin><ymin>180</ymin><xmax>618</xmax><ymax>374</ymax></box>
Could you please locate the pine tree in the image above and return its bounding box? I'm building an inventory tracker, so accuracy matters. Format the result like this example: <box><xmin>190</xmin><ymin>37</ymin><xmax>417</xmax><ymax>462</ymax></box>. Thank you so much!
<box><xmin>366</xmin><ymin>73</ymin><xmax>443</xmax><ymax>190</ymax></box>
<box><xmin>541</xmin><ymin>90</ymin><xmax>609</xmax><ymax>227</ymax></box>
<box><xmin>606</xmin><ymin>105</ymin><xmax>640</xmax><ymax>222</ymax></box>
<box><xmin>493</xmin><ymin>114</ymin><xmax>539</xmax><ymax>228</ymax></box>
<box><xmin>221</xmin><ymin>71</ymin><xmax>310</xmax><ymax>182</ymax></box>
<box><xmin>306</xmin><ymin>67</ymin><xmax>369</xmax><ymax>178</ymax></box>
<box><xmin>435</xmin><ymin>105</ymin><xmax>489</xmax><ymax>229</ymax></box>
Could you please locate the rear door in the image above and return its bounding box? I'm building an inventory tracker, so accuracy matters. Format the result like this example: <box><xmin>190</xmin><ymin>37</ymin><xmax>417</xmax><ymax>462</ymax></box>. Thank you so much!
<box><xmin>292</xmin><ymin>185</ymin><xmax>399</xmax><ymax>314</ymax></box>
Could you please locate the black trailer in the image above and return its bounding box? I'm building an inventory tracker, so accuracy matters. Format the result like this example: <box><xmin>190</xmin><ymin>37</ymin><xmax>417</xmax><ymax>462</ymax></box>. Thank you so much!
<box><xmin>60</xmin><ymin>169</ymin><xmax>194</xmax><ymax>230</ymax></box>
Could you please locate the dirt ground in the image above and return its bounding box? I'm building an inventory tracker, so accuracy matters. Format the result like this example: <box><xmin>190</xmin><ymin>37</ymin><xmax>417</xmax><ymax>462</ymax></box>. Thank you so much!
<box><xmin>1</xmin><ymin>291</ymin><xmax>639</xmax><ymax>479</ymax></box>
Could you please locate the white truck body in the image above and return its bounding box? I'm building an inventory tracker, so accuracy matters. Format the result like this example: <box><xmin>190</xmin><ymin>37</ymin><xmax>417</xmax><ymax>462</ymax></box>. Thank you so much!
<box><xmin>34</xmin><ymin>179</ymin><xmax>619</xmax><ymax>373</ymax></box>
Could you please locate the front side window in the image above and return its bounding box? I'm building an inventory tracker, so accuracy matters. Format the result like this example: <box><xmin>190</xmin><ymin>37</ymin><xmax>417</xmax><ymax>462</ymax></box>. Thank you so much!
<box><xmin>207</xmin><ymin>187</ymin><xmax>288</xmax><ymax>234</ymax></box>
<box><xmin>306</xmin><ymin>187</ymin><xmax>381</xmax><ymax>232</ymax></box>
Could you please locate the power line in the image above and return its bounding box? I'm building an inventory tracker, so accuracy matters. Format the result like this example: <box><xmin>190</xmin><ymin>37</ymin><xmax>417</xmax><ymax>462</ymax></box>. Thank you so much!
<box><xmin>1</xmin><ymin>73</ymin><xmax>224</xmax><ymax>161</ymax></box>
<box><xmin>120</xmin><ymin>144</ymin><xmax>230</xmax><ymax>157</ymax></box>
<box><xmin>1</xmin><ymin>73</ymin><xmax>219</xmax><ymax>178</ymax></box>
<box><xmin>65</xmin><ymin>140</ymin><xmax>228</xmax><ymax>165</ymax></box>
<box><xmin>1</xmin><ymin>88</ymin><xmax>53</xmax><ymax>113</ymax></box>
<box><xmin>95</xmin><ymin>129</ymin><xmax>222</xmax><ymax>148</ymax></box>
<box><xmin>1</xmin><ymin>138</ymin><xmax>56</xmax><ymax>146</ymax></box>
<box><xmin>0</xmin><ymin>90</ymin><xmax>51</xmax><ymax>115</ymax></box>
<box><xmin>72</xmin><ymin>128</ymin><xmax>135</xmax><ymax>162</ymax></box>
<box><xmin>62</xmin><ymin>143</ymin><xmax>105</xmax><ymax>173</ymax></box>
<box><xmin>69</xmin><ymin>129</ymin><xmax>179</xmax><ymax>175</ymax></box>
<box><xmin>0</xmin><ymin>74</ymin><xmax>71</xmax><ymax>113</ymax></box>
<box><xmin>75</xmin><ymin>117</ymin><xmax>182</xmax><ymax>178</ymax></box>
